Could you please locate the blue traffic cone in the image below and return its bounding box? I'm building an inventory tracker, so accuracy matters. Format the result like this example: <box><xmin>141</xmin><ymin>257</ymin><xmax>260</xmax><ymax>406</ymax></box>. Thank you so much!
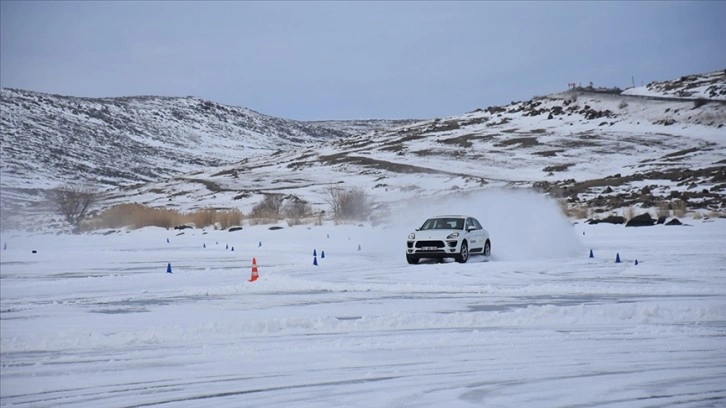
<box><xmin>321</xmin><ymin>250</ymin><xmax>325</xmax><ymax>259</ymax></box>
<box><xmin>166</xmin><ymin>263</ymin><xmax>172</xmax><ymax>274</ymax></box>
<box><xmin>203</xmin><ymin>243</ymin><xmax>206</xmax><ymax>248</ymax></box>
<box><xmin>589</xmin><ymin>249</ymin><xmax>594</xmax><ymax>258</ymax></box>
<box><xmin>313</xmin><ymin>249</ymin><xmax>317</xmax><ymax>257</ymax></box>
<box><xmin>166</xmin><ymin>238</ymin><xmax>170</xmax><ymax>244</ymax></box>
<box><xmin>358</xmin><ymin>244</ymin><xmax>361</xmax><ymax>251</ymax></box>
<box><xmin>258</xmin><ymin>241</ymin><xmax>262</xmax><ymax>247</ymax></box>
<box><xmin>634</xmin><ymin>259</ymin><xmax>638</xmax><ymax>266</ymax></box>
<box><xmin>231</xmin><ymin>246</ymin><xmax>235</xmax><ymax>252</ymax></box>
<box><xmin>226</xmin><ymin>244</ymin><xmax>229</xmax><ymax>250</ymax></box>
<box><xmin>615</xmin><ymin>253</ymin><xmax>621</xmax><ymax>263</ymax></box>
<box><xmin>313</xmin><ymin>256</ymin><xmax>318</xmax><ymax>266</ymax></box>
<box><xmin>327</xmin><ymin>234</ymin><xmax>330</xmax><ymax>239</ymax></box>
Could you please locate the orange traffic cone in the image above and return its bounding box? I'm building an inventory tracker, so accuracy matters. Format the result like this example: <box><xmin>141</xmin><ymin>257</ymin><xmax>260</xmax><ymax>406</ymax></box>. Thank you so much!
<box><xmin>249</xmin><ymin>257</ymin><xmax>259</xmax><ymax>282</ymax></box>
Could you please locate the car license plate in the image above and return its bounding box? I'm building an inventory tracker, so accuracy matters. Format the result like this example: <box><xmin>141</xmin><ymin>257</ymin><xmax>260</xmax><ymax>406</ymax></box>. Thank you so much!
<box><xmin>422</xmin><ymin>246</ymin><xmax>437</xmax><ymax>251</ymax></box>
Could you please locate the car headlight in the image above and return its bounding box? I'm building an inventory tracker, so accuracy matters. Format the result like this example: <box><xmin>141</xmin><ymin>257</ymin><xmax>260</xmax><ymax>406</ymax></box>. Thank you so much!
<box><xmin>408</xmin><ymin>233</ymin><xmax>415</xmax><ymax>240</ymax></box>
<box><xmin>446</xmin><ymin>232</ymin><xmax>459</xmax><ymax>239</ymax></box>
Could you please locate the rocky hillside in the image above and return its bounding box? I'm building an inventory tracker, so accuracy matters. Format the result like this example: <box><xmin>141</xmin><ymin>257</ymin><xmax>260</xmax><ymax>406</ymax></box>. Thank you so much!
<box><xmin>96</xmin><ymin>70</ymin><xmax>724</xmax><ymax>225</ymax></box>
<box><xmin>2</xmin><ymin>70</ymin><xmax>724</xmax><ymax>230</ymax></box>
<box><xmin>0</xmin><ymin>89</ymin><xmax>414</xmax><ymax>219</ymax></box>
<box><xmin>0</xmin><ymin>89</ymin><xmax>415</xmax><ymax>188</ymax></box>
<box><xmin>623</xmin><ymin>69</ymin><xmax>726</xmax><ymax>100</ymax></box>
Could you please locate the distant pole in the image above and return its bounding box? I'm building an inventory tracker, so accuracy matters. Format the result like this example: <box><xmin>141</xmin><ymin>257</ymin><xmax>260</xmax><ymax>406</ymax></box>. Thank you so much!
<box><xmin>631</xmin><ymin>75</ymin><xmax>635</xmax><ymax>88</ymax></box>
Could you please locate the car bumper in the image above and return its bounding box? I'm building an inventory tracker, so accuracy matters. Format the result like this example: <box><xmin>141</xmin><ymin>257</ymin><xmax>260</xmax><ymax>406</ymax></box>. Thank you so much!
<box><xmin>407</xmin><ymin>240</ymin><xmax>461</xmax><ymax>257</ymax></box>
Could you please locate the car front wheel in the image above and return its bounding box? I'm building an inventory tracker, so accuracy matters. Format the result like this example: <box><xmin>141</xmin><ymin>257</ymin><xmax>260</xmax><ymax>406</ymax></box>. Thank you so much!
<box><xmin>484</xmin><ymin>240</ymin><xmax>491</xmax><ymax>257</ymax></box>
<box><xmin>406</xmin><ymin>254</ymin><xmax>420</xmax><ymax>264</ymax></box>
<box><xmin>456</xmin><ymin>241</ymin><xmax>469</xmax><ymax>263</ymax></box>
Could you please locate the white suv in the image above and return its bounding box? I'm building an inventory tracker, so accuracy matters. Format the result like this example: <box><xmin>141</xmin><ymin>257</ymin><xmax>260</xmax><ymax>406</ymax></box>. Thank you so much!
<box><xmin>406</xmin><ymin>215</ymin><xmax>491</xmax><ymax>264</ymax></box>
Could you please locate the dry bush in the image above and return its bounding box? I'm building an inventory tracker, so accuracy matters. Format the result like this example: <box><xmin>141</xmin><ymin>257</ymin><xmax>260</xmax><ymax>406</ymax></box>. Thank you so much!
<box><xmin>191</xmin><ymin>208</ymin><xmax>217</xmax><ymax>228</ymax></box>
<box><xmin>89</xmin><ymin>204</ymin><xmax>244</xmax><ymax>229</ymax></box>
<box><xmin>129</xmin><ymin>206</ymin><xmax>183</xmax><ymax>229</ymax></box>
<box><xmin>216</xmin><ymin>208</ymin><xmax>243</xmax><ymax>229</ymax></box>
<box><xmin>567</xmin><ymin>205</ymin><xmax>590</xmax><ymax>219</ymax></box>
<box><xmin>248</xmin><ymin>217</ymin><xmax>277</xmax><ymax>226</ymax></box>
<box><xmin>325</xmin><ymin>185</ymin><xmax>373</xmax><ymax>221</ymax></box>
<box><xmin>283</xmin><ymin>198</ymin><xmax>312</xmax><ymax>219</ymax></box>
<box><xmin>251</xmin><ymin>194</ymin><xmax>284</xmax><ymax>218</ymax></box>
<box><xmin>49</xmin><ymin>185</ymin><xmax>99</xmax><ymax>227</ymax></box>
<box><xmin>656</xmin><ymin>201</ymin><xmax>671</xmax><ymax>218</ymax></box>
<box><xmin>91</xmin><ymin>203</ymin><xmax>180</xmax><ymax>229</ymax></box>
<box><xmin>625</xmin><ymin>206</ymin><xmax>636</xmax><ymax>220</ymax></box>
<box><xmin>672</xmin><ymin>199</ymin><xmax>687</xmax><ymax>217</ymax></box>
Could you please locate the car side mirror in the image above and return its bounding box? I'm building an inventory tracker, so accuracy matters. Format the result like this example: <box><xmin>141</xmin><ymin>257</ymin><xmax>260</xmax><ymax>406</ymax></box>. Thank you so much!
<box><xmin>467</xmin><ymin>226</ymin><xmax>476</xmax><ymax>232</ymax></box>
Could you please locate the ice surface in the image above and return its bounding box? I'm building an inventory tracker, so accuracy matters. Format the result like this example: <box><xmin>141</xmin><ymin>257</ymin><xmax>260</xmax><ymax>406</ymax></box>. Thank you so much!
<box><xmin>1</xmin><ymin>215</ymin><xmax>725</xmax><ymax>407</ymax></box>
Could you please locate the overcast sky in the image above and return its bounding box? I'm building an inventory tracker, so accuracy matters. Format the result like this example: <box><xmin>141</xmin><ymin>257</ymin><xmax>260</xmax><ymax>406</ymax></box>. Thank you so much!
<box><xmin>1</xmin><ymin>1</ymin><xmax>724</xmax><ymax>120</ymax></box>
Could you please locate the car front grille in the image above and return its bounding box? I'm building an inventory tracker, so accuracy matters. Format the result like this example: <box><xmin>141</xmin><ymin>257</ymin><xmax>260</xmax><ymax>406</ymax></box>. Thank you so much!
<box><xmin>415</xmin><ymin>240</ymin><xmax>445</xmax><ymax>249</ymax></box>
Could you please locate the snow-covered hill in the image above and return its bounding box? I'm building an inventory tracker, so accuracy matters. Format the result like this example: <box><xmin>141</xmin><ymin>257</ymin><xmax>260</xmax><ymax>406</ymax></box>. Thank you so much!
<box><xmin>623</xmin><ymin>69</ymin><xmax>726</xmax><ymax>100</ymax></box>
<box><xmin>1</xmin><ymin>70</ymin><xmax>724</xmax><ymax>230</ymax></box>
<box><xmin>109</xmin><ymin>71</ymin><xmax>725</xmax><ymax>223</ymax></box>
<box><xmin>0</xmin><ymin>89</ymin><xmax>414</xmax><ymax>189</ymax></box>
<box><xmin>0</xmin><ymin>89</ymin><xmax>414</xmax><ymax>225</ymax></box>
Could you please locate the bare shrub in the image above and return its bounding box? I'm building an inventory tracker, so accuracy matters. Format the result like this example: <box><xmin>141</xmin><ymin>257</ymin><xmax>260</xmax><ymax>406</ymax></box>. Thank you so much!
<box><xmin>656</xmin><ymin>201</ymin><xmax>671</xmax><ymax>218</ymax></box>
<box><xmin>251</xmin><ymin>194</ymin><xmax>284</xmax><ymax>218</ymax></box>
<box><xmin>190</xmin><ymin>208</ymin><xmax>217</xmax><ymax>228</ymax></box>
<box><xmin>248</xmin><ymin>217</ymin><xmax>277</xmax><ymax>226</ymax></box>
<box><xmin>130</xmin><ymin>206</ymin><xmax>183</xmax><ymax>229</ymax></box>
<box><xmin>325</xmin><ymin>185</ymin><xmax>373</xmax><ymax>221</ymax></box>
<box><xmin>618</xmin><ymin>100</ymin><xmax>628</xmax><ymax>109</ymax></box>
<box><xmin>622</xmin><ymin>205</ymin><xmax>635</xmax><ymax>220</ymax></box>
<box><xmin>567</xmin><ymin>205</ymin><xmax>590</xmax><ymax>219</ymax></box>
<box><xmin>283</xmin><ymin>198</ymin><xmax>312</xmax><ymax>219</ymax></box>
<box><xmin>216</xmin><ymin>208</ymin><xmax>243</xmax><ymax>229</ymax></box>
<box><xmin>672</xmin><ymin>199</ymin><xmax>687</xmax><ymax>217</ymax></box>
<box><xmin>89</xmin><ymin>204</ymin><xmax>243</xmax><ymax>230</ymax></box>
<box><xmin>49</xmin><ymin>185</ymin><xmax>99</xmax><ymax>227</ymax></box>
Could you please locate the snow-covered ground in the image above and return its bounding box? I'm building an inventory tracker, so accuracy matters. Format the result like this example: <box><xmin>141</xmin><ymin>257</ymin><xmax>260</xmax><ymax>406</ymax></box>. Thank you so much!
<box><xmin>2</xmin><ymin>192</ymin><xmax>725</xmax><ymax>407</ymax></box>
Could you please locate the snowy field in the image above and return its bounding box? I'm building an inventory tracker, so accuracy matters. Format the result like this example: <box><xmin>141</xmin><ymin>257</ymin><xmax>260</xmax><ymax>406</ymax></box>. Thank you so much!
<box><xmin>2</xmin><ymin>195</ymin><xmax>725</xmax><ymax>407</ymax></box>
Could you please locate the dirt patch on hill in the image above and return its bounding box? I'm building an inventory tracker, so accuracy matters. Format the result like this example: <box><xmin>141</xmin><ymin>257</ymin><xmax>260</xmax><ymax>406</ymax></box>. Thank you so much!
<box><xmin>533</xmin><ymin>150</ymin><xmax>565</xmax><ymax>157</ymax></box>
<box><xmin>495</xmin><ymin>136</ymin><xmax>540</xmax><ymax>148</ymax></box>
<box><xmin>437</xmin><ymin>133</ymin><xmax>495</xmax><ymax>148</ymax></box>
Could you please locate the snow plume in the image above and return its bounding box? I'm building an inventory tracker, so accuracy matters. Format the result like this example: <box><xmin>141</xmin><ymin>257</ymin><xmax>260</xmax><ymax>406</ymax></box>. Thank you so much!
<box><xmin>383</xmin><ymin>188</ymin><xmax>584</xmax><ymax>261</ymax></box>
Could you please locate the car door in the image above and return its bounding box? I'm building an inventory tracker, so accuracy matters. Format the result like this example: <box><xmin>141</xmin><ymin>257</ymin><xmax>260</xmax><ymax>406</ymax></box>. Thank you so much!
<box><xmin>464</xmin><ymin>217</ymin><xmax>479</xmax><ymax>249</ymax></box>
<box><xmin>468</xmin><ymin>217</ymin><xmax>485</xmax><ymax>251</ymax></box>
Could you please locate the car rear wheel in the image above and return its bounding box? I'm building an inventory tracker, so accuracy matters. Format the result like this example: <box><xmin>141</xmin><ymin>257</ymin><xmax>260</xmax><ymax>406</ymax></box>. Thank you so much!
<box><xmin>484</xmin><ymin>240</ymin><xmax>491</xmax><ymax>257</ymax></box>
<box><xmin>406</xmin><ymin>254</ymin><xmax>420</xmax><ymax>264</ymax></box>
<box><xmin>456</xmin><ymin>241</ymin><xmax>469</xmax><ymax>263</ymax></box>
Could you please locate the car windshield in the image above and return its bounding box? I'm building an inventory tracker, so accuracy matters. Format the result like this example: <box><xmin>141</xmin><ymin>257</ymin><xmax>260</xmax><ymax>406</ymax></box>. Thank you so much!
<box><xmin>420</xmin><ymin>218</ymin><xmax>464</xmax><ymax>230</ymax></box>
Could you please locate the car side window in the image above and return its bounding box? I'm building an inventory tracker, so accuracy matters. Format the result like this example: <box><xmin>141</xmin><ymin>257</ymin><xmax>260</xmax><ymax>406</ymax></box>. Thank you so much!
<box><xmin>465</xmin><ymin>218</ymin><xmax>474</xmax><ymax>230</ymax></box>
<box><xmin>472</xmin><ymin>218</ymin><xmax>483</xmax><ymax>230</ymax></box>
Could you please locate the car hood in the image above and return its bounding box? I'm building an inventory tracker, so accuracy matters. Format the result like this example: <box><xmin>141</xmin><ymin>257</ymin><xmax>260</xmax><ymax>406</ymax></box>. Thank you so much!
<box><xmin>413</xmin><ymin>229</ymin><xmax>461</xmax><ymax>240</ymax></box>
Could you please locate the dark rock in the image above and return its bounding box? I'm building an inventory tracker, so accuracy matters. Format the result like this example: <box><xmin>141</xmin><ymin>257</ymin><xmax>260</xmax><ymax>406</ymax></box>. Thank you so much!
<box><xmin>228</xmin><ymin>226</ymin><xmax>243</xmax><ymax>232</ymax></box>
<box><xmin>665</xmin><ymin>218</ymin><xmax>683</xmax><ymax>226</ymax></box>
<box><xmin>657</xmin><ymin>216</ymin><xmax>667</xmax><ymax>224</ymax></box>
<box><xmin>588</xmin><ymin>215</ymin><xmax>626</xmax><ymax>225</ymax></box>
<box><xmin>601</xmin><ymin>215</ymin><xmax>626</xmax><ymax>224</ymax></box>
<box><xmin>268</xmin><ymin>226</ymin><xmax>284</xmax><ymax>230</ymax></box>
<box><xmin>174</xmin><ymin>225</ymin><xmax>193</xmax><ymax>230</ymax></box>
<box><xmin>626</xmin><ymin>213</ymin><xmax>655</xmax><ymax>227</ymax></box>
<box><xmin>603</xmin><ymin>186</ymin><xmax>613</xmax><ymax>194</ymax></box>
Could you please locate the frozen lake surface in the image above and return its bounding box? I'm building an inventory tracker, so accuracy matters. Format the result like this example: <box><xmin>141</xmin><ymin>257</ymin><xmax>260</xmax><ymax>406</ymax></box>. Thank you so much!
<box><xmin>1</xmin><ymin>218</ymin><xmax>725</xmax><ymax>407</ymax></box>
